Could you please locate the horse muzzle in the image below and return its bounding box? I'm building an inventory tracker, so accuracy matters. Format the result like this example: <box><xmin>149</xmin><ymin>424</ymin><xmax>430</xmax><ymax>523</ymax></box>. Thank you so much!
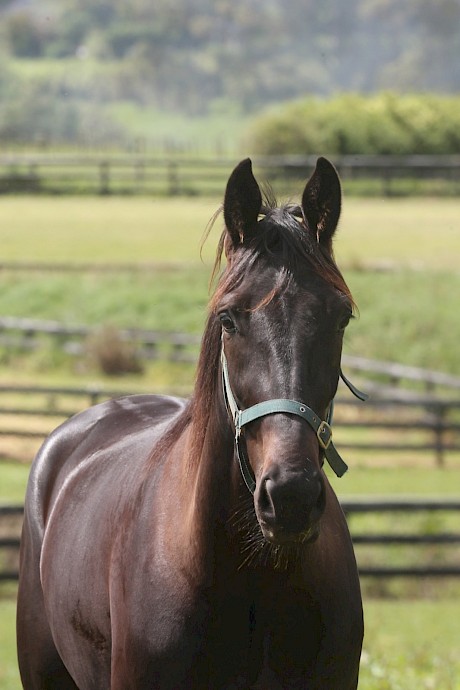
<box><xmin>254</xmin><ymin>465</ymin><xmax>325</xmax><ymax>545</ymax></box>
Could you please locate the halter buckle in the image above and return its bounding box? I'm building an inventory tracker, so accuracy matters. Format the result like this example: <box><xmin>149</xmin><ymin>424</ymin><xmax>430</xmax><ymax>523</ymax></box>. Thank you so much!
<box><xmin>317</xmin><ymin>420</ymin><xmax>332</xmax><ymax>450</ymax></box>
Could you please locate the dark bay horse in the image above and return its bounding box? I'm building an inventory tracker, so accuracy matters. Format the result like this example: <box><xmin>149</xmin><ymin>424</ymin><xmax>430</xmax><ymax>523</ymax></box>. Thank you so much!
<box><xmin>17</xmin><ymin>157</ymin><xmax>363</xmax><ymax>689</ymax></box>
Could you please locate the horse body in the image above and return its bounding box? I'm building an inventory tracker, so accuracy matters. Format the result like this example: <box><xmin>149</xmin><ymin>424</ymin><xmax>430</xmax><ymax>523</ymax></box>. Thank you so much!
<box><xmin>18</xmin><ymin>158</ymin><xmax>364</xmax><ymax>689</ymax></box>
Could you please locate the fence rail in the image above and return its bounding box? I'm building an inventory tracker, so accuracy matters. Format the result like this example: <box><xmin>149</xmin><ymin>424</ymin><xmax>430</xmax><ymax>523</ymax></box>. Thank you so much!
<box><xmin>2</xmin><ymin>316</ymin><xmax>460</xmax><ymax>392</ymax></box>
<box><xmin>2</xmin><ymin>500</ymin><xmax>459</xmax><ymax>582</ymax></box>
<box><xmin>4</xmin><ymin>394</ymin><xmax>459</xmax><ymax>462</ymax></box>
<box><xmin>1</xmin><ymin>153</ymin><xmax>460</xmax><ymax>196</ymax></box>
<box><xmin>0</xmin><ymin>320</ymin><xmax>460</xmax><ymax>465</ymax></box>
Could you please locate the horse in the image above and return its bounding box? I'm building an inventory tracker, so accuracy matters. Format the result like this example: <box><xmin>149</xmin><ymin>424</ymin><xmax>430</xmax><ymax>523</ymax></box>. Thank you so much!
<box><xmin>17</xmin><ymin>157</ymin><xmax>364</xmax><ymax>689</ymax></box>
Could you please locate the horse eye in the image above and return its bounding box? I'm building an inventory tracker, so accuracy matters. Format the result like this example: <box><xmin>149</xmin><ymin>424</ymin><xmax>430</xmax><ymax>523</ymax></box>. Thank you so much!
<box><xmin>219</xmin><ymin>312</ymin><xmax>237</xmax><ymax>334</ymax></box>
<box><xmin>338</xmin><ymin>313</ymin><xmax>353</xmax><ymax>331</ymax></box>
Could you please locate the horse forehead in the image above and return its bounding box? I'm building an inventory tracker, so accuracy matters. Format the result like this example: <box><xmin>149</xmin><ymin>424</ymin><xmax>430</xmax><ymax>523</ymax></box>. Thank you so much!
<box><xmin>255</xmin><ymin>277</ymin><xmax>340</xmax><ymax>321</ymax></box>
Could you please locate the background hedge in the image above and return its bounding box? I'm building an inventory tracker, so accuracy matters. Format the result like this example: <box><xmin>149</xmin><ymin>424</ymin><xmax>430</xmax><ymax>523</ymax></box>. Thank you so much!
<box><xmin>248</xmin><ymin>93</ymin><xmax>460</xmax><ymax>156</ymax></box>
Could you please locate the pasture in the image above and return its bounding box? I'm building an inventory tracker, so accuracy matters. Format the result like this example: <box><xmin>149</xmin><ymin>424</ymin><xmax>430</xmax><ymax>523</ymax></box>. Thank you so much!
<box><xmin>1</xmin><ymin>192</ymin><xmax>459</xmax><ymax>688</ymax></box>
<box><xmin>0</xmin><ymin>195</ymin><xmax>460</xmax><ymax>376</ymax></box>
<box><xmin>1</xmin><ymin>195</ymin><xmax>460</xmax><ymax>269</ymax></box>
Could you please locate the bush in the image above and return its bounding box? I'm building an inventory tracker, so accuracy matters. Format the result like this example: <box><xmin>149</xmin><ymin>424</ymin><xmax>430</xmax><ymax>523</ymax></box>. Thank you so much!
<box><xmin>248</xmin><ymin>93</ymin><xmax>460</xmax><ymax>156</ymax></box>
<box><xmin>0</xmin><ymin>77</ymin><xmax>125</xmax><ymax>146</ymax></box>
<box><xmin>86</xmin><ymin>326</ymin><xmax>143</xmax><ymax>376</ymax></box>
<box><xmin>5</xmin><ymin>12</ymin><xmax>44</xmax><ymax>57</ymax></box>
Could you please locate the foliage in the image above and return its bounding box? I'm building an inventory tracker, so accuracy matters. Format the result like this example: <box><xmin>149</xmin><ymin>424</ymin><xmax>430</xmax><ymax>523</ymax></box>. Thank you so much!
<box><xmin>4</xmin><ymin>12</ymin><xmax>44</xmax><ymax>57</ymax></box>
<box><xmin>1</xmin><ymin>0</ymin><xmax>460</xmax><ymax>145</ymax></box>
<box><xmin>248</xmin><ymin>93</ymin><xmax>460</xmax><ymax>155</ymax></box>
<box><xmin>85</xmin><ymin>325</ymin><xmax>144</xmax><ymax>376</ymax></box>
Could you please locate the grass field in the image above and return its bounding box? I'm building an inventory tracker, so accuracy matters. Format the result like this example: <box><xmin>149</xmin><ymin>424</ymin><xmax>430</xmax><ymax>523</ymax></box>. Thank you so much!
<box><xmin>1</xmin><ymin>195</ymin><xmax>460</xmax><ymax>269</ymax></box>
<box><xmin>0</xmin><ymin>196</ymin><xmax>460</xmax><ymax>375</ymax></box>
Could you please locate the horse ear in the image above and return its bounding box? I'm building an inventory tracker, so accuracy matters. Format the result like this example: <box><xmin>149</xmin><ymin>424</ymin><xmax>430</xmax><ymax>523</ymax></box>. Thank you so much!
<box><xmin>301</xmin><ymin>157</ymin><xmax>341</xmax><ymax>251</ymax></box>
<box><xmin>224</xmin><ymin>158</ymin><xmax>262</xmax><ymax>246</ymax></box>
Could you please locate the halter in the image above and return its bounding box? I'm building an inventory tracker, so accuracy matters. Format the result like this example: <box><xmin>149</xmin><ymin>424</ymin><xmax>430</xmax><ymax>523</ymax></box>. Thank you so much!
<box><xmin>221</xmin><ymin>344</ymin><xmax>367</xmax><ymax>494</ymax></box>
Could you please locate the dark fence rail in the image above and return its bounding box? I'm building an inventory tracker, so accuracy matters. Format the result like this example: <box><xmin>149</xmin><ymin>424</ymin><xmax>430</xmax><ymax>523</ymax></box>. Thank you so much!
<box><xmin>0</xmin><ymin>389</ymin><xmax>459</xmax><ymax>466</ymax></box>
<box><xmin>1</xmin><ymin>322</ymin><xmax>460</xmax><ymax>466</ymax></box>
<box><xmin>0</xmin><ymin>316</ymin><xmax>201</xmax><ymax>363</ymax></box>
<box><xmin>1</xmin><ymin>154</ymin><xmax>460</xmax><ymax>196</ymax></box>
<box><xmin>2</xmin><ymin>316</ymin><xmax>460</xmax><ymax>393</ymax></box>
<box><xmin>342</xmin><ymin>499</ymin><xmax>460</xmax><ymax>579</ymax></box>
<box><xmin>2</xmin><ymin>500</ymin><xmax>459</xmax><ymax>582</ymax></box>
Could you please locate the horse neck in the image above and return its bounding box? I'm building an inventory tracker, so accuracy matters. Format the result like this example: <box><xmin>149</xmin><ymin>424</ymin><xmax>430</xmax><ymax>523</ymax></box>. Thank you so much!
<box><xmin>165</xmin><ymin>315</ymin><xmax>238</xmax><ymax>540</ymax></box>
<box><xmin>184</xmin><ymin>381</ymin><xmax>237</xmax><ymax>518</ymax></box>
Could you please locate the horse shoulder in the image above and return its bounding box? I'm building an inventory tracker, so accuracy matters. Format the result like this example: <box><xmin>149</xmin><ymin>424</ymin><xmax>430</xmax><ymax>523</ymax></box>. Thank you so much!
<box><xmin>32</xmin><ymin>394</ymin><xmax>187</xmax><ymax>686</ymax></box>
<box><xmin>26</xmin><ymin>394</ymin><xmax>184</xmax><ymax>527</ymax></box>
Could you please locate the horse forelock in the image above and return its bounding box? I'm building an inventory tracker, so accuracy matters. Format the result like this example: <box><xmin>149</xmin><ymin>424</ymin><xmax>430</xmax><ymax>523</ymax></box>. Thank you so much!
<box><xmin>209</xmin><ymin>198</ymin><xmax>354</xmax><ymax>314</ymax></box>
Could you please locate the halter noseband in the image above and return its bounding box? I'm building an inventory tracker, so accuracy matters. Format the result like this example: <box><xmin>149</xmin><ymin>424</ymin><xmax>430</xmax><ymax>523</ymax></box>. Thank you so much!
<box><xmin>221</xmin><ymin>345</ymin><xmax>367</xmax><ymax>494</ymax></box>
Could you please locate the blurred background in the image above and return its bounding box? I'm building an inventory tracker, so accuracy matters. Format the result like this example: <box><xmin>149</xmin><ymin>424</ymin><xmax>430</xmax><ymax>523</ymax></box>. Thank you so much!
<box><xmin>1</xmin><ymin>1</ymin><xmax>460</xmax><ymax>688</ymax></box>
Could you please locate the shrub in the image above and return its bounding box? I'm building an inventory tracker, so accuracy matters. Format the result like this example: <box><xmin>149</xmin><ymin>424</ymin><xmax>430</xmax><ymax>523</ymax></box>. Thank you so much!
<box><xmin>248</xmin><ymin>93</ymin><xmax>460</xmax><ymax>156</ymax></box>
<box><xmin>86</xmin><ymin>326</ymin><xmax>143</xmax><ymax>376</ymax></box>
<box><xmin>5</xmin><ymin>12</ymin><xmax>44</xmax><ymax>57</ymax></box>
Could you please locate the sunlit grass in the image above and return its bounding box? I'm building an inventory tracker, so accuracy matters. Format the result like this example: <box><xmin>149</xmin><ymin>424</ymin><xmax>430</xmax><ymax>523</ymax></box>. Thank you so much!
<box><xmin>360</xmin><ymin>599</ymin><xmax>460</xmax><ymax>689</ymax></box>
<box><xmin>337</xmin><ymin>197</ymin><xmax>460</xmax><ymax>271</ymax></box>
<box><xmin>0</xmin><ymin>196</ymin><xmax>222</xmax><ymax>265</ymax></box>
<box><xmin>0</xmin><ymin>196</ymin><xmax>459</xmax><ymax>269</ymax></box>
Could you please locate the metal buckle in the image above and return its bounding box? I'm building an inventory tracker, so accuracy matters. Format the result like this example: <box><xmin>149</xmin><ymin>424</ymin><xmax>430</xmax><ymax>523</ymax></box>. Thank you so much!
<box><xmin>317</xmin><ymin>420</ymin><xmax>332</xmax><ymax>450</ymax></box>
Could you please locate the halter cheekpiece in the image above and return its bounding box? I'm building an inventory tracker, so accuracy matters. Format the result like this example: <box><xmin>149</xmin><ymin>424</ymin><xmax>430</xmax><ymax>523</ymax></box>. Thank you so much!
<box><xmin>221</xmin><ymin>343</ymin><xmax>367</xmax><ymax>494</ymax></box>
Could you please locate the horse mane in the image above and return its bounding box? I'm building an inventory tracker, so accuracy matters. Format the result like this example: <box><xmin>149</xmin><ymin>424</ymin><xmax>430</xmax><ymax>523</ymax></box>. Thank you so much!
<box><xmin>149</xmin><ymin>195</ymin><xmax>354</xmax><ymax>475</ymax></box>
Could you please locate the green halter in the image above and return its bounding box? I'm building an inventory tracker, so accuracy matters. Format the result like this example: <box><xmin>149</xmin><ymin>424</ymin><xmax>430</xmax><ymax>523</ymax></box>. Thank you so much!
<box><xmin>221</xmin><ymin>346</ymin><xmax>367</xmax><ymax>494</ymax></box>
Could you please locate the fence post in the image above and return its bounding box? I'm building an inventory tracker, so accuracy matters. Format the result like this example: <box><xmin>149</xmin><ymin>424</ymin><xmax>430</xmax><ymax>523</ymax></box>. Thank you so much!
<box><xmin>99</xmin><ymin>161</ymin><xmax>110</xmax><ymax>195</ymax></box>
<box><xmin>167</xmin><ymin>161</ymin><xmax>180</xmax><ymax>195</ymax></box>
<box><xmin>134</xmin><ymin>159</ymin><xmax>145</xmax><ymax>194</ymax></box>
<box><xmin>433</xmin><ymin>403</ymin><xmax>446</xmax><ymax>468</ymax></box>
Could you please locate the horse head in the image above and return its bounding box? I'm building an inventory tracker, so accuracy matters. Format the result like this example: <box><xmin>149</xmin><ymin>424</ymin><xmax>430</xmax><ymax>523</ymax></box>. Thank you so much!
<box><xmin>216</xmin><ymin>157</ymin><xmax>353</xmax><ymax>546</ymax></box>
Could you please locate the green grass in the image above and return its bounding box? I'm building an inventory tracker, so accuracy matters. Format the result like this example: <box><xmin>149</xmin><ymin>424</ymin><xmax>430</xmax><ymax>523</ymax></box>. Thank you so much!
<box><xmin>108</xmin><ymin>101</ymin><xmax>249</xmax><ymax>154</ymax></box>
<box><xmin>333</xmin><ymin>466</ymin><xmax>460</xmax><ymax>497</ymax></box>
<box><xmin>0</xmin><ymin>196</ymin><xmax>459</xmax><ymax>385</ymax></box>
<box><xmin>0</xmin><ymin>196</ymin><xmax>222</xmax><ymax>265</ymax></box>
<box><xmin>0</xmin><ymin>269</ymin><xmax>210</xmax><ymax>332</ymax></box>
<box><xmin>360</xmin><ymin>600</ymin><xmax>460</xmax><ymax>689</ymax></box>
<box><xmin>1</xmin><ymin>266</ymin><xmax>459</xmax><ymax>374</ymax></box>
<box><xmin>336</xmin><ymin>198</ymin><xmax>460</xmax><ymax>271</ymax></box>
<box><xmin>0</xmin><ymin>595</ymin><xmax>19</xmax><ymax>690</ymax></box>
<box><xmin>1</xmin><ymin>196</ymin><xmax>459</xmax><ymax>269</ymax></box>
<box><xmin>345</xmin><ymin>270</ymin><xmax>460</xmax><ymax>371</ymax></box>
<box><xmin>0</xmin><ymin>464</ymin><xmax>29</xmax><ymax>504</ymax></box>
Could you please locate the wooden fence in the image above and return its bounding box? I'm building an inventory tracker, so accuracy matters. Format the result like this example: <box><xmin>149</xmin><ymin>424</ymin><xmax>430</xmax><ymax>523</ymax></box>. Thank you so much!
<box><xmin>1</xmin><ymin>153</ymin><xmax>460</xmax><ymax>196</ymax></box>
<box><xmin>2</xmin><ymin>315</ymin><xmax>460</xmax><ymax>391</ymax></box>
<box><xmin>0</xmin><ymin>316</ymin><xmax>201</xmax><ymax>363</ymax></box>
<box><xmin>1</xmin><ymin>319</ymin><xmax>460</xmax><ymax>466</ymax></box>
<box><xmin>2</xmin><ymin>500</ymin><xmax>460</xmax><ymax>582</ymax></box>
<box><xmin>0</xmin><ymin>383</ymin><xmax>459</xmax><ymax>467</ymax></box>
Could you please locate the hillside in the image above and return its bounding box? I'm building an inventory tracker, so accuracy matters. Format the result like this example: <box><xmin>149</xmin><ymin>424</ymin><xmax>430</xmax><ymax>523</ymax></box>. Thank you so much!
<box><xmin>0</xmin><ymin>0</ymin><xmax>459</xmax><ymax>148</ymax></box>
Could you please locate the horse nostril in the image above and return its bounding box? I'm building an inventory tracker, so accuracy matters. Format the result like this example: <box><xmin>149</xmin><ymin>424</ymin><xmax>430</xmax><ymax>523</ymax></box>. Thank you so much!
<box><xmin>258</xmin><ymin>477</ymin><xmax>277</xmax><ymax>519</ymax></box>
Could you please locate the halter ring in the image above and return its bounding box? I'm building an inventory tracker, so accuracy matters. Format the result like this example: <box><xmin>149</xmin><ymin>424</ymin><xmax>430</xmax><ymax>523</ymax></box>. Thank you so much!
<box><xmin>316</xmin><ymin>420</ymin><xmax>333</xmax><ymax>450</ymax></box>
